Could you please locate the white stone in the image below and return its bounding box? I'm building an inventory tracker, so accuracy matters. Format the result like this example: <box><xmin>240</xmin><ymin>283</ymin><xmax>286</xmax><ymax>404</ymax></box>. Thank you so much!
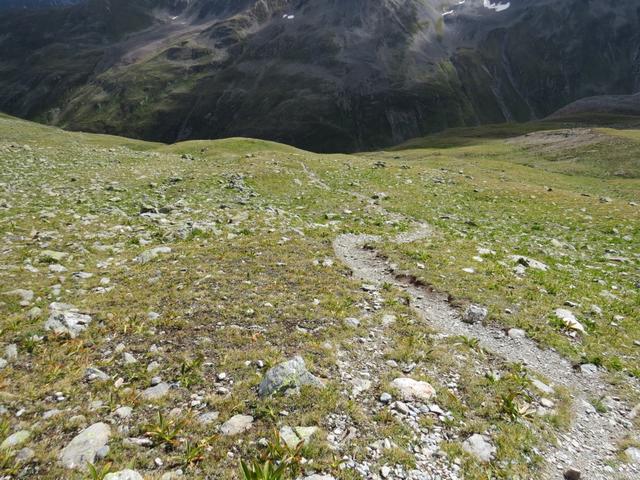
<box><xmin>555</xmin><ymin>308</ymin><xmax>585</xmax><ymax>333</ymax></box>
<box><xmin>391</xmin><ymin>378</ymin><xmax>436</xmax><ymax>402</ymax></box>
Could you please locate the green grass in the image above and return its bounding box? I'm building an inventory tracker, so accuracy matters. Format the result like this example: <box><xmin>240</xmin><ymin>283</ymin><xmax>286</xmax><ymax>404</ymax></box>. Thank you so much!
<box><xmin>0</xmin><ymin>114</ymin><xmax>638</xmax><ymax>479</ymax></box>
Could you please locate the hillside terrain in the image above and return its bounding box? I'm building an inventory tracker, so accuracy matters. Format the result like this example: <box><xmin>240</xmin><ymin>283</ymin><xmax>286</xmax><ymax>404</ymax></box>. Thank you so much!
<box><xmin>0</xmin><ymin>114</ymin><xmax>638</xmax><ymax>479</ymax></box>
<box><xmin>0</xmin><ymin>0</ymin><xmax>639</xmax><ymax>151</ymax></box>
<box><xmin>0</xmin><ymin>0</ymin><xmax>79</xmax><ymax>9</ymax></box>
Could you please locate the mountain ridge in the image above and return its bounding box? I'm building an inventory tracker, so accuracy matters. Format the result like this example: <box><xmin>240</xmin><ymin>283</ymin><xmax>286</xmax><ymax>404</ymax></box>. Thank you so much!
<box><xmin>0</xmin><ymin>0</ymin><xmax>638</xmax><ymax>152</ymax></box>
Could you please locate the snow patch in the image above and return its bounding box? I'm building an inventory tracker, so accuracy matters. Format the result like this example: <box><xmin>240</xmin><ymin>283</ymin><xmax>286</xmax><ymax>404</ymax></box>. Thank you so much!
<box><xmin>483</xmin><ymin>0</ymin><xmax>510</xmax><ymax>12</ymax></box>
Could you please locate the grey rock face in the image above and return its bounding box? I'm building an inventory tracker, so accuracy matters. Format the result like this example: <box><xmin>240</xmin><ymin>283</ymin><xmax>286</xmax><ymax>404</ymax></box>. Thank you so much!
<box><xmin>258</xmin><ymin>356</ymin><xmax>323</xmax><ymax>396</ymax></box>
<box><xmin>59</xmin><ymin>422</ymin><xmax>111</xmax><ymax>470</ymax></box>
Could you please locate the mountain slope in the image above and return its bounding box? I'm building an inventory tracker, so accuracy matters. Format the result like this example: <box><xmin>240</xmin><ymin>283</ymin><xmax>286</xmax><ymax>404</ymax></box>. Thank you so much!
<box><xmin>0</xmin><ymin>0</ymin><xmax>81</xmax><ymax>9</ymax></box>
<box><xmin>0</xmin><ymin>113</ymin><xmax>639</xmax><ymax>479</ymax></box>
<box><xmin>0</xmin><ymin>0</ymin><xmax>638</xmax><ymax>151</ymax></box>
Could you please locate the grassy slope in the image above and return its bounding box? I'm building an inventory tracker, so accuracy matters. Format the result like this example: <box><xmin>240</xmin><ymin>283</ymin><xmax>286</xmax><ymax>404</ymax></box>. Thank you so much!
<box><xmin>0</xmin><ymin>115</ymin><xmax>638</xmax><ymax>479</ymax></box>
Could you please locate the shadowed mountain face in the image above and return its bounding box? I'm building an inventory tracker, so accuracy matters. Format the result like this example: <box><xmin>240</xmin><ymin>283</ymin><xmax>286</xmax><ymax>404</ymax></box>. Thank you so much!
<box><xmin>0</xmin><ymin>0</ymin><xmax>638</xmax><ymax>152</ymax></box>
<box><xmin>0</xmin><ymin>0</ymin><xmax>82</xmax><ymax>9</ymax></box>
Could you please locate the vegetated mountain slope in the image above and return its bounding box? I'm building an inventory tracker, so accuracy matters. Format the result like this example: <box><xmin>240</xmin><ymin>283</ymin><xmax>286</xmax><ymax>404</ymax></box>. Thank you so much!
<box><xmin>549</xmin><ymin>93</ymin><xmax>640</xmax><ymax>119</ymax></box>
<box><xmin>0</xmin><ymin>0</ymin><xmax>638</xmax><ymax>152</ymax></box>
<box><xmin>0</xmin><ymin>0</ymin><xmax>81</xmax><ymax>10</ymax></box>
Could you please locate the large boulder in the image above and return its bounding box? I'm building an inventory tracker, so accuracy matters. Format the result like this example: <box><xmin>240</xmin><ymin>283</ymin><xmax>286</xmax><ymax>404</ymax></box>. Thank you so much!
<box><xmin>59</xmin><ymin>422</ymin><xmax>111</xmax><ymax>470</ymax></box>
<box><xmin>258</xmin><ymin>356</ymin><xmax>323</xmax><ymax>397</ymax></box>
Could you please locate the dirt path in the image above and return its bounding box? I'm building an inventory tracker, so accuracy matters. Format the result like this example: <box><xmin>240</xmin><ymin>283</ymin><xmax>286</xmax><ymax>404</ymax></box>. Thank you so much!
<box><xmin>333</xmin><ymin>225</ymin><xmax>638</xmax><ymax>480</ymax></box>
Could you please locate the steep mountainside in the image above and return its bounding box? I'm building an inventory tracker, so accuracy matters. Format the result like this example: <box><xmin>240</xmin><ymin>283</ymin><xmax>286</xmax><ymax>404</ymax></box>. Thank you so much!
<box><xmin>0</xmin><ymin>0</ymin><xmax>638</xmax><ymax>151</ymax></box>
<box><xmin>0</xmin><ymin>0</ymin><xmax>81</xmax><ymax>10</ymax></box>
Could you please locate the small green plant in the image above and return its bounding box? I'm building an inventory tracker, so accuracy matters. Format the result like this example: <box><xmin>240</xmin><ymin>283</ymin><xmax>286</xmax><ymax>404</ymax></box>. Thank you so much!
<box><xmin>240</xmin><ymin>429</ymin><xmax>304</xmax><ymax>480</ymax></box>
<box><xmin>145</xmin><ymin>412</ymin><xmax>182</xmax><ymax>449</ymax></box>
<box><xmin>0</xmin><ymin>418</ymin><xmax>9</xmax><ymax>439</ymax></box>
<box><xmin>177</xmin><ymin>354</ymin><xmax>204</xmax><ymax>388</ymax></box>
<box><xmin>591</xmin><ymin>397</ymin><xmax>608</xmax><ymax>414</ymax></box>
<box><xmin>87</xmin><ymin>462</ymin><xmax>112</xmax><ymax>480</ymax></box>
<box><xmin>182</xmin><ymin>440</ymin><xmax>206</xmax><ymax>467</ymax></box>
<box><xmin>240</xmin><ymin>460</ymin><xmax>288</xmax><ymax>480</ymax></box>
<box><xmin>459</xmin><ymin>335</ymin><xmax>481</xmax><ymax>352</ymax></box>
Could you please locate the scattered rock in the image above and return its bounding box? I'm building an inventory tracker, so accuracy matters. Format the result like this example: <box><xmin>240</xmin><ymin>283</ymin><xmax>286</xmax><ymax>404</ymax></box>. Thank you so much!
<box><xmin>344</xmin><ymin>317</ymin><xmax>360</xmax><ymax>328</ymax></box>
<box><xmin>134</xmin><ymin>246</ymin><xmax>172</xmax><ymax>264</ymax></box>
<box><xmin>624</xmin><ymin>447</ymin><xmax>640</xmax><ymax>464</ymax></box>
<box><xmin>258</xmin><ymin>356</ymin><xmax>323</xmax><ymax>396</ymax></box>
<box><xmin>462</xmin><ymin>434</ymin><xmax>496</xmax><ymax>463</ymax></box>
<box><xmin>379</xmin><ymin>392</ymin><xmax>392</xmax><ymax>404</ymax></box>
<box><xmin>115</xmin><ymin>407</ymin><xmax>133</xmax><ymax>419</ymax></box>
<box><xmin>3</xmin><ymin>289</ymin><xmax>34</xmax><ymax>306</ymax></box>
<box><xmin>555</xmin><ymin>309</ymin><xmax>586</xmax><ymax>334</ymax></box>
<box><xmin>0</xmin><ymin>430</ymin><xmax>31</xmax><ymax>450</ymax></box>
<box><xmin>462</xmin><ymin>304</ymin><xmax>488</xmax><ymax>324</ymax></box>
<box><xmin>15</xmin><ymin>447</ymin><xmax>35</xmax><ymax>462</ymax></box>
<box><xmin>507</xmin><ymin>328</ymin><xmax>526</xmax><ymax>339</ymax></box>
<box><xmin>122</xmin><ymin>352</ymin><xmax>137</xmax><ymax>365</ymax></box>
<box><xmin>390</xmin><ymin>378</ymin><xmax>436</xmax><ymax>402</ymax></box>
<box><xmin>141</xmin><ymin>382</ymin><xmax>170</xmax><ymax>400</ymax></box>
<box><xmin>531</xmin><ymin>379</ymin><xmax>555</xmax><ymax>395</ymax></box>
<box><xmin>579</xmin><ymin>363</ymin><xmax>598</xmax><ymax>375</ymax></box>
<box><xmin>44</xmin><ymin>303</ymin><xmax>92</xmax><ymax>338</ymax></box>
<box><xmin>38</xmin><ymin>250</ymin><xmax>68</xmax><ymax>263</ymax></box>
<box><xmin>279</xmin><ymin>426</ymin><xmax>318</xmax><ymax>448</ymax></box>
<box><xmin>510</xmin><ymin>255</ymin><xmax>549</xmax><ymax>272</ymax></box>
<box><xmin>197</xmin><ymin>412</ymin><xmax>219</xmax><ymax>425</ymax></box>
<box><xmin>160</xmin><ymin>471</ymin><xmax>184</xmax><ymax>480</ymax></box>
<box><xmin>4</xmin><ymin>344</ymin><xmax>17</xmax><ymax>361</ymax></box>
<box><xmin>104</xmin><ymin>470</ymin><xmax>144</xmax><ymax>480</ymax></box>
<box><xmin>220</xmin><ymin>415</ymin><xmax>253</xmax><ymax>436</ymax></box>
<box><xmin>563</xmin><ymin>467</ymin><xmax>581</xmax><ymax>480</ymax></box>
<box><xmin>59</xmin><ymin>422</ymin><xmax>111</xmax><ymax>470</ymax></box>
<box><xmin>86</xmin><ymin>367</ymin><xmax>109</xmax><ymax>382</ymax></box>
